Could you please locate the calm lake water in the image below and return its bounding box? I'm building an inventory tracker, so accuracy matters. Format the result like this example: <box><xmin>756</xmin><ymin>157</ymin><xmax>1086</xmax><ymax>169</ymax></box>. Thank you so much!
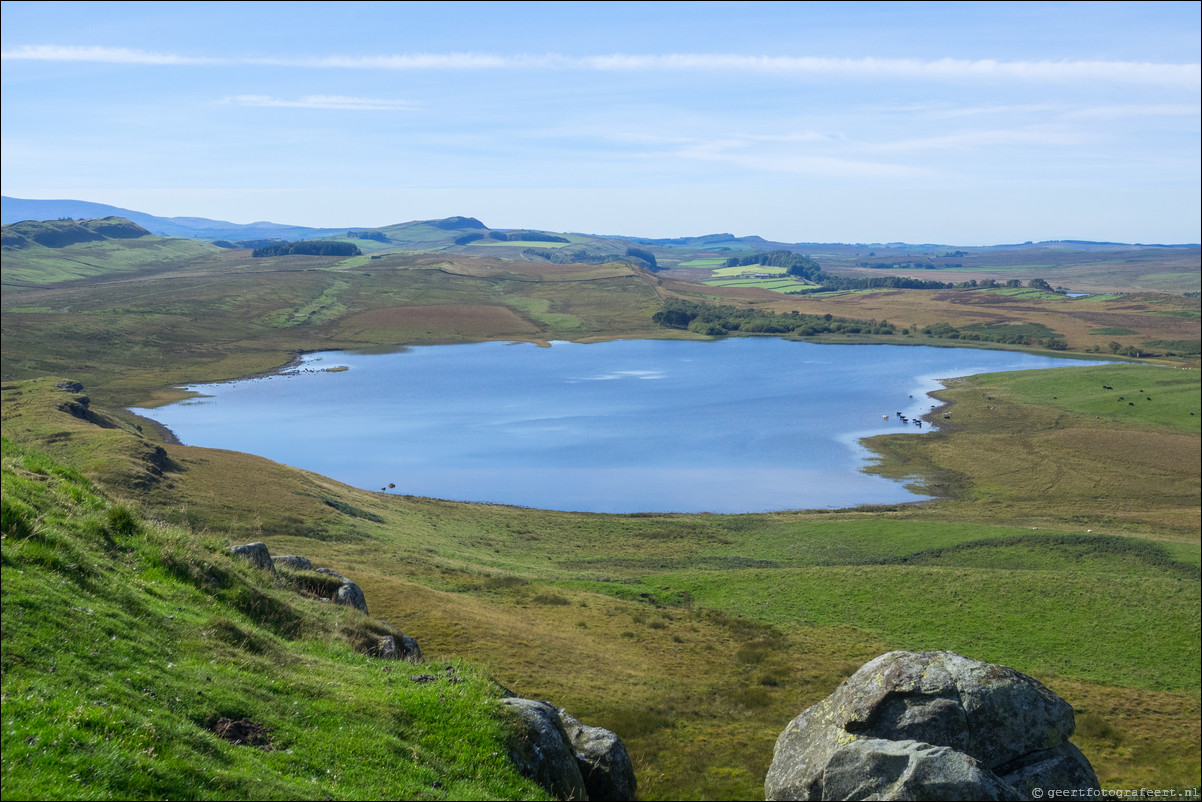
<box><xmin>132</xmin><ymin>339</ymin><xmax>1098</xmax><ymax>513</ymax></box>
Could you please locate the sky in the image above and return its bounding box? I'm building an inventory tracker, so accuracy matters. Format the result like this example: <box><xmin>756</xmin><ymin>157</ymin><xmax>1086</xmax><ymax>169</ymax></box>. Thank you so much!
<box><xmin>2</xmin><ymin>1</ymin><xmax>1199</xmax><ymax>245</ymax></box>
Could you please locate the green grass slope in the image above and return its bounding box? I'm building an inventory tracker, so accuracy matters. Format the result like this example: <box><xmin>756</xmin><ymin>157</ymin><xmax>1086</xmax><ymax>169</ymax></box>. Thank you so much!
<box><xmin>0</xmin><ymin>437</ymin><xmax>551</xmax><ymax>801</ymax></box>
<box><xmin>2</xmin><ymin>218</ymin><xmax>222</xmax><ymax>287</ymax></box>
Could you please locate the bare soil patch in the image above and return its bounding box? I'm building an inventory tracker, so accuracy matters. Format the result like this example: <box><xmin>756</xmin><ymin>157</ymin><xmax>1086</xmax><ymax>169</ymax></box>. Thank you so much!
<box><xmin>211</xmin><ymin>717</ymin><xmax>274</xmax><ymax>749</ymax></box>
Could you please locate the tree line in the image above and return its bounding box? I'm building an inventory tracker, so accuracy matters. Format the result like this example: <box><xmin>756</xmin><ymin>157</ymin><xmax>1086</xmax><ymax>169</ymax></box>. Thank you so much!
<box><xmin>252</xmin><ymin>241</ymin><xmax>361</xmax><ymax>257</ymax></box>
<box><xmin>652</xmin><ymin>299</ymin><xmax>895</xmax><ymax>337</ymax></box>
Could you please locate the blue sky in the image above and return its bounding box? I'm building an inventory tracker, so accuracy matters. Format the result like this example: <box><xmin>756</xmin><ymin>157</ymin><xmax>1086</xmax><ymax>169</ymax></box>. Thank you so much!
<box><xmin>2</xmin><ymin>1</ymin><xmax>1199</xmax><ymax>244</ymax></box>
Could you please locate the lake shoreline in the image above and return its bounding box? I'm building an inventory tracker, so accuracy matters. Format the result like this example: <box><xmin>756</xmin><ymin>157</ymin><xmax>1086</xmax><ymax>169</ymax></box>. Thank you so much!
<box><xmin>130</xmin><ymin>339</ymin><xmax>1103</xmax><ymax>514</ymax></box>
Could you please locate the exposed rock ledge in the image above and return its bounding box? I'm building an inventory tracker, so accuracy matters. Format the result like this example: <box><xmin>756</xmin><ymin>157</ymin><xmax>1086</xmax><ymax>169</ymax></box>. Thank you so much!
<box><xmin>765</xmin><ymin>650</ymin><xmax>1100</xmax><ymax>801</ymax></box>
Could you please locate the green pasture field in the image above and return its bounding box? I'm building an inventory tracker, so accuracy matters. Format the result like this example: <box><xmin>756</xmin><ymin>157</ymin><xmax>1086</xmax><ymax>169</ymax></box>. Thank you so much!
<box><xmin>974</xmin><ymin>363</ymin><xmax>1201</xmax><ymax>434</ymax></box>
<box><xmin>675</xmin><ymin>257</ymin><xmax>728</xmax><ymax>268</ymax></box>
<box><xmin>710</xmin><ymin>264</ymin><xmax>789</xmax><ymax>277</ymax></box>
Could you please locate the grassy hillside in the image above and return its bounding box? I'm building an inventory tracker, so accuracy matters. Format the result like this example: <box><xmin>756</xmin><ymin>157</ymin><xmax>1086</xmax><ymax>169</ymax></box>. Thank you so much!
<box><xmin>0</xmin><ymin>436</ymin><xmax>551</xmax><ymax>800</ymax></box>
<box><xmin>1</xmin><ymin>218</ymin><xmax>222</xmax><ymax>287</ymax></box>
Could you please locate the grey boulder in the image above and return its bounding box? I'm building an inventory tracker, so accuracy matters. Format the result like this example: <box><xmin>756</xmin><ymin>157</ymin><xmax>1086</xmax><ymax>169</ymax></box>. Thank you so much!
<box><xmin>229</xmin><ymin>542</ymin><xmax>275</xmax><ymax>572</ymax></box>
<box><xmin>559</xmin><ymin>707</ymin><xmax>638</xmax><ymax>801</ymax></box>
<box><xmin>765</xmin><ymin>650</ymin><xmax>1100</xmax><ymax>801</ymax></box>
<box><xmin>502</xmin><ymin>698</ymin><xmax>588</xmax><ymax>801</ymax></box>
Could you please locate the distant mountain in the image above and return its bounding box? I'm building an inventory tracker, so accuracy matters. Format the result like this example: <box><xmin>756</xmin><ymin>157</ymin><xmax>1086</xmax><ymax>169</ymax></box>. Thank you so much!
<box><xmin>0</xmin><ymin>196</ymin><xmax>351</xmax><ymax>242</ymax></box>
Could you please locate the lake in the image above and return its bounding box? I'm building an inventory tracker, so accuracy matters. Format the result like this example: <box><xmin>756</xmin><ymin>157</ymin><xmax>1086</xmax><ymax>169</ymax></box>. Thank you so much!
<box><xmin>131</xmin><ymin>339</ymin><xmax>1099</xmax><ymax>513</ymax></box>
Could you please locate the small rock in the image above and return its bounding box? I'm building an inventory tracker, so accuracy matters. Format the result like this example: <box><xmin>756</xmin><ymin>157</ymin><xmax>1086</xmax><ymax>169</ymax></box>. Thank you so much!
<box><xmin>378</xmin><ymin>634</ymin><xmax>422</xmax><ymax>662</ymax></box>
<box><xmin>271</xmin><ymin>555</ymin><xmax>313</xmax><ymax>570</ymax></box>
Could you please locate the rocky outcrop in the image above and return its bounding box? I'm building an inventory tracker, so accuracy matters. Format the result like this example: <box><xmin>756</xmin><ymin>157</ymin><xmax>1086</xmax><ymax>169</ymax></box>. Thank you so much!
<box><xmin>501</xmin><ymin>698</ymin><xmax>636</xmax><ymax>801</ymax></box>
<box><xmin>765</xmin><ymin>650</ymin><xmax>1100</xmax><ymax>801</ymax></box>
<box><xmin>271</xmin><ymin>555</ymin><xmax>313</xmax><ymax>570</ymax></box>
<box><xmin>228</xmin><ymin>542</ymin><xmax>275</xmax><ymax>572</ymax></box>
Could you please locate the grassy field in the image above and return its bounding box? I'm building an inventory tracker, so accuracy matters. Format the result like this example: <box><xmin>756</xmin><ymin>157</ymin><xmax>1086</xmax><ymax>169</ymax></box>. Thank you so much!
<box><xmin>2</xmin><ymin>233</ymin><xmax>1199</xmax><ymax>799</ymax></box>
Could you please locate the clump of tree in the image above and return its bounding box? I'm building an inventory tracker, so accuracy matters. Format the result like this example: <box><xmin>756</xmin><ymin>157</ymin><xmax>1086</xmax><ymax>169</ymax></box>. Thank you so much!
<box><xmin>653</xmin><ymin>298</ymin><xmax>895</xmax><ymax>337</ymax></box>
<box><xmin>347</xmin><ymin>230</ymin><xmax>389</xmax><ymax>242</ymax></box>
<box><xmin>495</xmin><ymin>231</ymin><xmax>570</xmax><ymax>243</ymax></box>
<box><xmin>921</xmin><ymin>321</ymin><xmax>1068</xmax><ymax>349</ymax></box>
<box><xmin>454</xmin><ymin>232</ymin><xmax>486</xmax><ymax>245</ymax></box>
<box><xmin>625</xmin><ymin>246</ymin><xmax>659</xmax><ymax>270</ymax></box>
<box><xmin>522</xmin><ymin>247</ymin><xmax>620</xmax><ymax>265</ymax></box>
<box><xmin>433</xmin><ymin>216</ymin><xmax>487</xmax><ymax>230</ymax></box>
<box><xmin>252</xmin><ymin>241</ymin><xmax>361</xmax><ymax>257</ymax></box>
<box><xmin>1141</xmin><ymin>339</ymin><xmax>1201</xmax><ymax>356</ymax></box>
<box><xmin>213</xmin><ymin>238</ymin><xmax>287</xmax><ymax>250</ymax></box>
<box><xmin>725</xmin><ymin>250</ymin><xmax>823</xmax><ymax>281</ymax></box>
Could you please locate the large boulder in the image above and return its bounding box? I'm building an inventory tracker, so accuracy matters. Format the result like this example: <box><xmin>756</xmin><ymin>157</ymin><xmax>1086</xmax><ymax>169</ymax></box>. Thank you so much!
<box><xmin>558</xmin><ymin>707</ymin><xmax>637</xmax><ymax>801</ymax></box>
<box><xmin>765</xmin><ymin>651</ymin><xmax>1100</xmax><ymax>801</ymax></box>
<box><xmin>229</xmin><ymin>542</ymin><xmax>275</xmax><ymax>572</ymax></box>
<box><xmin>501</xmin><ymin>698</ymin><xmax>588</xmax><ymax>801</ymax></box>
<box><xmin>315</xmin><ymin>567</ymin><xmax>368</xmax><ymax>614</ymax></box>
<box><xmin>334</xmin><ymin>581</ymin><xmax>368</xmax><ymax>614</ymax></box>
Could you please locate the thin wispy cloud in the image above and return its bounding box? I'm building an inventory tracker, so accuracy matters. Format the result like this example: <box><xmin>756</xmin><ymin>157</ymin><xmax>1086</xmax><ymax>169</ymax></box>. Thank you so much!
<box><xmin>863</xmin><ymin>127</ymin><xmax>1085</xmax><ymax>154</ymax></box>
<box><xmin>676</xmin><ymin>139</ymin><xmax>930</xmax><ymax>180</ymax></box>
<box><xmin>225</xmin><ymin>95</ymin><xmax>417</xmax><ymax>111</ymax></box>
<box><xmin>4</xmin><ymin>45</ymin><xmax>1198</xmax><ymax>86</ymax></box>
<box><xmin>1</xmin><ymin>44</ymin><xmax>216</xmax><ymax>65</ymax></box>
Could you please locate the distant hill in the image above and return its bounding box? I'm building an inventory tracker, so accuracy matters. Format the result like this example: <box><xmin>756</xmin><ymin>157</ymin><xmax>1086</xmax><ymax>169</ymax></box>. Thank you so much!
<box><xmin>2</xmin><ymin>216</ymin><xmax>151</xmax><ymax>249</ymax></box>
<box><xmin>1</xmin><ymin>196</ymin><xmax>352</xmax><ymax>242</ymax></box>
<box><xmin>1</xmin><ymin>216</ymin><xmax>222</xmax><ymax>287</ymax></box>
